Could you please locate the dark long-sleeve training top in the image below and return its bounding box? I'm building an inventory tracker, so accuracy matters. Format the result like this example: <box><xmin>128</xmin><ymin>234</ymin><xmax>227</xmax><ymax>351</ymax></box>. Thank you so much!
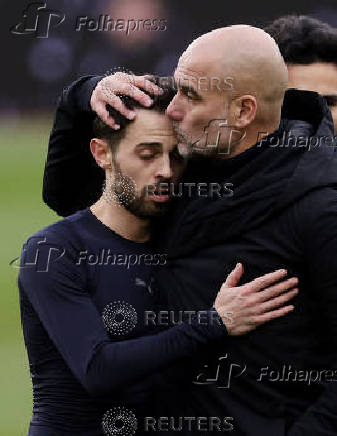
<box><xmin>19</xmin><ymin>207</ymin><xmax>227</xmax><ymax>436</ymax></box>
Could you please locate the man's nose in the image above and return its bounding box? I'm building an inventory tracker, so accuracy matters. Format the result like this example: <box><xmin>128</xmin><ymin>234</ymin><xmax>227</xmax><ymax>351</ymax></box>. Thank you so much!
<box><xmin>166</xmin><ymin>96</ymin><xmax>184</xmax><ymax>121</ymax></box>
<box><xmin>156</xmin><ymin>155</ymin><xmax>173</xmax><ymax>179</ymax></box>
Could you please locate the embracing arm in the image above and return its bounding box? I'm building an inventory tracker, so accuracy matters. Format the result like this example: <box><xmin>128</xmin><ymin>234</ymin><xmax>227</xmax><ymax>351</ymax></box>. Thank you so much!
<box><xmin>43</xmin><ymin>75</ymin><xmax>103</xmax><ymax>216</ymax></box>
<box><xmin>18</xmin><ymin>231</ymin><xmax>296</xmax><ymax>397</ymax></box>
<box><xmin>18</xmin><ymin>231</ymin><xmax>228</xmax><ymax>397</ymax></box>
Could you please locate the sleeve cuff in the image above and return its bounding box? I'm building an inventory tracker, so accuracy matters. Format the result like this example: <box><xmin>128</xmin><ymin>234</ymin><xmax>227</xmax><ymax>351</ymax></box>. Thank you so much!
<box><xmin>73</xmin><ymin>76</ymin><xmax>104</xmax><ymax>113</ymax></box>
<box><xmin>189</xmin><ymin>307</ymin><xmax>228</xmax><ymax>340</ymax></box>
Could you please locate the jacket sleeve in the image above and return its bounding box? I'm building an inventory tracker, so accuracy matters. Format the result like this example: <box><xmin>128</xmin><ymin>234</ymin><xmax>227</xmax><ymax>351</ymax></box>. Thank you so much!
<box><xmin>288</xmin><ymin>187</ymin><xmax>337</xmax><ymax>436</ymax></box>
<box><xmin>43</xmin><ymin>76</ymin><xmax>104</xmax><ymax>217</ymax></box>
<box><xmin>18</xmin><ymin>231</ymin><xmax>227</xmax><ymax>397</ymax></box>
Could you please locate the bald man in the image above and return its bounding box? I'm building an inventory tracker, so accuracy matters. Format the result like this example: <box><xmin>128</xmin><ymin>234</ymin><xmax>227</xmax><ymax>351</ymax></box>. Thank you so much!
<box><xmin>43</xmin><ymin>25</ymin><xmax>337</xmax><ymax>436</ymax></box>
<box><xmin>167</xmin><ymin>25</ymin><xmax>288</xmax><ymax>158</ymax></box>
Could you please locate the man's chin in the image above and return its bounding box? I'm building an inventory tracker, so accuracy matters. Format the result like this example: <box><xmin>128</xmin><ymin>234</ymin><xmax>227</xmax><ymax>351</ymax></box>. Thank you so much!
<box><xmin>178</xmin><ymin>137</ymin><xmax>219</xmax><ymax>158</ymax></box>
<box><xmin>125</xmin><ymin>199</ymin><xmax>171</xmax><ymax>219</ymax></box>
<box><xmin>144</xmin><ymin>199</ymin><xmax>172</xmax><ymax>217</ymax></box>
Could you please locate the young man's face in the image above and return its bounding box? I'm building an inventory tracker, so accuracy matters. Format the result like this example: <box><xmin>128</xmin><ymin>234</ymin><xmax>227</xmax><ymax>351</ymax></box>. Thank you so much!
<box><xmin>287</xmin><ymin>62</ymin><xmax>337</xmax><ymax>133</ymax></box>
<box><xmin>112</xmin><ymin>109</ymin><xmax>186</xmax><ymax>218</ymax></box>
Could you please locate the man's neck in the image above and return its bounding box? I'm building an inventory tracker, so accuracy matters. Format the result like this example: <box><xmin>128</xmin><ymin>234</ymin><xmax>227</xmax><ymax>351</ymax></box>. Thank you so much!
<box><xmin>90</xmin><ymin>197</ymin><xmax>151</xmax><ymax>243</ymax></box>
<box><xmin>225</xmin><ymin>121</ymin><xmax>280</xmax><ymax>159</ymax></box>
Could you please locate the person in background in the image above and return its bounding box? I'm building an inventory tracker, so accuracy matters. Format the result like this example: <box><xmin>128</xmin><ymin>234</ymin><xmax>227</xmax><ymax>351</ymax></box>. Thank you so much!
<box><xmin>265</xmin><ymin>15</ymin><xmax>337</xmax><ymax>132</ymax></box>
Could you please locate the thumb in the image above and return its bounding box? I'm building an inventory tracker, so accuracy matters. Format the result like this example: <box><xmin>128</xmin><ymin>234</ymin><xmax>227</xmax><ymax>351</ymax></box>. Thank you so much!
<box><xmin>224</xmin><ymin>263</ymin><xmax>244</xmax><ymax>287</ymax></box>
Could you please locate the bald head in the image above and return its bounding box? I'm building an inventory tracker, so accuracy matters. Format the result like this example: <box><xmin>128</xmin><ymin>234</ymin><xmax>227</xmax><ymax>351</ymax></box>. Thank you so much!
<box><xmin>167</xmin><ymin>25</ymin><xmax>288</xmax><ymax>158</ymax></box>
<box><xmin>179</xmin><ymin>25</ymin><xmax>288</xmax><ymax>123</ymax></box>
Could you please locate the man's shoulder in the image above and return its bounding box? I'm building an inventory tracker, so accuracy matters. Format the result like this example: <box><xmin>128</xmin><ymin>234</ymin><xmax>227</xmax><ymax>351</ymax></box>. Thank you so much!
<box><xmin>290</xmin><ymin>187</ymin><xmax>337</xmax><ymax>242</ymax></box>
<box><xmin>19</xmin><ymin>210</ymin><xmax>90</xmax><ymax>278</ymax></box>
<box><xmin>22</xmin><ymin>209</ymin><xmax>89</xmax><ymax>253</ymax></box>
<box><xmin>298</xmin><ymin>187</ymin><xmax>337</xmax><ymax>213</ymax></box>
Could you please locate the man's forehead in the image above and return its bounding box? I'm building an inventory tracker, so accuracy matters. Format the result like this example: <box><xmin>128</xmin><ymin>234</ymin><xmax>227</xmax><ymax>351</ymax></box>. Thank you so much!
<box><xmin>174</xmin><ymin>55</ymin><xmax>225</xmax><ymax>86</ymax></box>
<box><xmin>130</xmin><ymin>109</ymin><xmax>172</xmax><ymax>129</ymax></box>
<box><xmin>174</xmin><ymin>65</ymin><xmax>208</xmax><ymax>84</ymax></box>
<box><xmin>124</xmin><ymin>110</ymin><xmax>176</xmax><ymax>142</ymax></box>
<box><xmin>288</xmin><ymin>63</ymin><xmax>337</xmax><ymax>95</ymax></box>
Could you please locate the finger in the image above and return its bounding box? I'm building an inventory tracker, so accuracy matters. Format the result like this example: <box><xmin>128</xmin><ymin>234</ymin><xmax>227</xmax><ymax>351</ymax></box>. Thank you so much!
<box><xmin>254</xmin><ymin>305</ymin><xmax>294</xmax><ymax>325</ymax></box>
<box><xmin>248</xmin><ymin>269</ymin><xmax>288</xmax><ymax>292</ymax></box>
<box><xmin>258</xmin><ymin>277</ymin><xmax>299</xmax><ymax>302</ymax></box>
<box><xmin>258</xmin><ymin>288</ymin><xmax>298</xmax><ymax>313</ymax></box>
<box><xmin>102</xmin><ymin>79</ymin><xmax>153</xmax><ymax>108</ymax></box>
<box><xmin>133</xmin><ymin>75</ymin><xmax>164</xmax><ymax>96</ymax></box>
<box><xmin>224</xmin><ymin>263</ymin><xmax>243</xmax><ymax>287</ymax></box>
<box><xmin>103</xmin><ymin>92</ymin><xmax>137</xmax><ymax>120</ymax></box>
<box><xmin>94</xmin><ymin>102</ymin><xmax>117</xmax><ymax>129</ymax></box>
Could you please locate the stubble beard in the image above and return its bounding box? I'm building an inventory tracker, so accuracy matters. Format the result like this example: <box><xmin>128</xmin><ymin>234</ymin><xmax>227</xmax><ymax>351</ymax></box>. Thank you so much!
<box><xmin>103</xmin><ymin>161</ymin><xmax>171</xmax><ymax>219</ymax></box>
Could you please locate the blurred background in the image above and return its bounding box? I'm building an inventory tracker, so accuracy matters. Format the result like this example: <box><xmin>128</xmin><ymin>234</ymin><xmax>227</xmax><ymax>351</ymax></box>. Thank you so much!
<box><xmin>1</xmin><ymin>0</ymin><xmax>336</xmax><ymax>434</ymax></box>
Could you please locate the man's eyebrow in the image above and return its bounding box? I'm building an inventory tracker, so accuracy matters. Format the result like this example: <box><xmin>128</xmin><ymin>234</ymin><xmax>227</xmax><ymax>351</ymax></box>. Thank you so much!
<box><xmin>135</xmin><ymin>142</ymin><xmax>162</xmax><ymax>149</ymax></box>
<box><xmin>179</xmin><ymin>84</ymin><xmax>200</xmax><ymax>97</ymax></box>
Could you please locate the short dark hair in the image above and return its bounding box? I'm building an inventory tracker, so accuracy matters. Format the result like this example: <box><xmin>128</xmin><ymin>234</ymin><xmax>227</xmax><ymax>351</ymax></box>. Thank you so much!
<box><xmin>264</xmin><ymin>15</ymin><xmax>337</xmax><ymax>65</ymax></box>
<box><xmin>93</xmin><ymin>75</ymin><xmax>176</xmax><ymax>153</ymax></box>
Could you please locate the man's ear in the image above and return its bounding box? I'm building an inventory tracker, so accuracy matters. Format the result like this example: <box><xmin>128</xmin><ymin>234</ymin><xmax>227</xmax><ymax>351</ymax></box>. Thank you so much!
<box><xmin>90</xmin><ymin>138</ymin><xmax>112</xmax><ymax>169</ymax></box>
<box><xmin>231</xmin><ymin>95</ymin><xmax>257</xmax><ymax>128</ymax></box>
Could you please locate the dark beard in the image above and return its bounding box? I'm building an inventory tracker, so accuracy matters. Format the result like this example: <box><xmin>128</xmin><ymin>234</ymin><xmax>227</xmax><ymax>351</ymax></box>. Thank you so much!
<box><xmin>111</xmin><ymin>162</ymin><xmax>171</xmax><ymax>219</ymax></box>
